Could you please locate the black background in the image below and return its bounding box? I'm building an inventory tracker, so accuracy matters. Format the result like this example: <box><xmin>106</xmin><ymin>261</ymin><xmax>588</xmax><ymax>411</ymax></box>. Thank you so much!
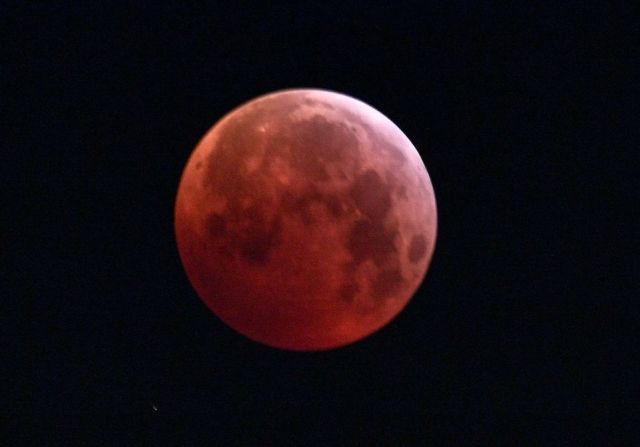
<box><xmin>4</xmin><ymin>1</ymin><xmax>636</xmax><ymax>444</ymax></box>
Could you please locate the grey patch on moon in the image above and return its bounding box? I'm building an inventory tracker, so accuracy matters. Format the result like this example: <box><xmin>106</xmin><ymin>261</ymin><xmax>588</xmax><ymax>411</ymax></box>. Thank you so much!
<box><xmin>339</xmin><ymin>281</ymin><xmax>360</xmax><ymax>302</ymax></box>
<box><xmin>349</xmin><ymin>169</ymin><xmax>392</xmax><ymax>221</ymax></box>
<box><xmin>408</xmin><ymin>234</ymin><xmax>428</xmax><ymax>264</ymax></box>
<box><xmin>205</xmin><ymin>201</ymin><xmax>284</xmax><ymax>265</ymax></box>
<box><xmin>301</xmin><ymin>98</ymin><xmax>337</xmax><ymax>111</ymax></box>
<box><xmin>381</xmin><ymin>142</ymin><xmax>407</xmax><ymax>166</ymax></box>
<box><xmin>372</xmin><ymin>266</ymin><xmax>404</xmax><ymax>300</ymax></box>
<box><xmin>205</xmin><ymin>94</ymin><xmax>308</xmax><ymax>194</ymax></box>
<box><xmin>280</xmin><ymin>189</ymin><xmax>350</xmax><ymax>225</ymax></box>
<box><xmin>302</xmin><ymin>98</ymin><xmax>319</xmax><ymax>107</ymax></box>
<box><xmin>205</xmin><ymin>213</ymin><xmax>227</xmax><ymax>237</ymax></box>
<box><xmin>323</xmin><ymin>193</ymin><xmax>349</xmax><ymax>218</ymax></box>
<box><xmin>237</xmin><ymin>213</ymin><xmax>283</xmax><ymax>265</ymax></box>
<box><xmin>204</xmin><ymin>119</ymin><xmax>260</xmax><ymax>196</ymax></box>
<box><xmin>333</xmin><ymin>107</ymin><xmax>376</xmax><ymax>141</ymax></box>
<box><xmin>347</xmin><ymin>219</ymin><xmax>398</xmax><ymax>268</ymax></box>
<box><xmin>343</xmin><ymin>167</ymin><xmax>410</xmax><ymax>303</ymax></box>
<box><xmin>282</xmin><ymin>114</ymin><xmax>361</xmax><ymax>182</ymax></box>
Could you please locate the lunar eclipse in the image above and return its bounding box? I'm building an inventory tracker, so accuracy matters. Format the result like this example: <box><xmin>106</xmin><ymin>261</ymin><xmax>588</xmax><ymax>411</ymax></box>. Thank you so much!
<box><xmin>175</xmin><ymin>89</ymin><xmax>437</xmax><ymax>351</ymax></box>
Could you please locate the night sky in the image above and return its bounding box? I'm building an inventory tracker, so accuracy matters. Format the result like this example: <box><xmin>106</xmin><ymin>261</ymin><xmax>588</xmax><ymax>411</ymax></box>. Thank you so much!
<box><xmin>4</xmin><ymin>2</ymin><xmax>634</xmax><ymax>444</ymax></box>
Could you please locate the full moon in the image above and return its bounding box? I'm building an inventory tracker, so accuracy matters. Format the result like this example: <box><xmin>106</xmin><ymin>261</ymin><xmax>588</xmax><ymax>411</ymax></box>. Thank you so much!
<box><xmin>175</xmin><ymin>89</ymin><xmax>437</xmax><ymax>351</ymax></box>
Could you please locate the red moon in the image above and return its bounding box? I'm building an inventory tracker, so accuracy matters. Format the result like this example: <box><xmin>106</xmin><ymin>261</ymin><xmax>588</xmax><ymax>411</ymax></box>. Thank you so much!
<box><xmin>175</xmin><ymin>89</ymin><xmax>437</xmax><ymax>351</ymax></box>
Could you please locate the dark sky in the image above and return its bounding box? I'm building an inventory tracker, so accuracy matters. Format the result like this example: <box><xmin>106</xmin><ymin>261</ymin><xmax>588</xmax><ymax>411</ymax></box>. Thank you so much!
<box><xmin>4</xmin><ymin>1</ymin><xmax>635</xmax><ymax>444</ymax></box>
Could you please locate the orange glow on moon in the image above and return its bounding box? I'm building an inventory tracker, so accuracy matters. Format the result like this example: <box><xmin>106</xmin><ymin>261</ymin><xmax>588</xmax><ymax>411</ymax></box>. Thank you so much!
<box><xmin>175</xmin><ymin>89</ymin><xmax>437</xmax><ymax>351</ymax></box>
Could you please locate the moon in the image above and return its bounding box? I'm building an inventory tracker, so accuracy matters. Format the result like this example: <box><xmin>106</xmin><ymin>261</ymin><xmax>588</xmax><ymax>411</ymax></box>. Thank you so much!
<box><xmin>175</xmin><ymin>89</ymin><xmax>437</xmax><ymax>351</ymax></box>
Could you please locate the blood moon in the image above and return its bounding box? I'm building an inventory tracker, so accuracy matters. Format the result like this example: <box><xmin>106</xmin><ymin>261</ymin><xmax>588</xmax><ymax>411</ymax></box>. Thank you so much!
<box><xmin>174</xmin><ymin>89</ymin><xmax>437</xmax><ymax>351</ymax></box>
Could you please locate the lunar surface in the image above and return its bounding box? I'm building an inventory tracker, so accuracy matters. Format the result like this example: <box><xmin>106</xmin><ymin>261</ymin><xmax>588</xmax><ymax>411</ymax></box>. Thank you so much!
<box><xmin>175</xmin><ymin>89</ymin><xmax>437</xmax><ymax>351</ymax></box>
